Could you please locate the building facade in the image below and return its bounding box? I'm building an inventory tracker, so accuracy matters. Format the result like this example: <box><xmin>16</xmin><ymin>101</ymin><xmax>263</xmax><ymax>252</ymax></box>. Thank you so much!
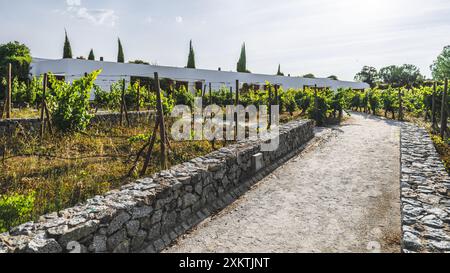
<box><xmin>30</xmin><ymin>58</ymin><xmax>369</xmax><ymax>97</ymax></box>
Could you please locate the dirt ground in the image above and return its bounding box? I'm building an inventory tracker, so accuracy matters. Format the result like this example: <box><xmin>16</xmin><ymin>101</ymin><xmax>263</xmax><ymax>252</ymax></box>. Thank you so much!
<box><xmin>165</xmin><ymin>112</ymin><xmax>402</xmax><ymax>253</ymax></box>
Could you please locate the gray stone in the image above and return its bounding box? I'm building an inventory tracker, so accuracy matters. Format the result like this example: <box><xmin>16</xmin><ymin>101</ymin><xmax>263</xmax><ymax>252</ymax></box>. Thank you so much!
<box><xmin>25</xmin><ymin>238</ymin><xmax>62</xmax><ymax>253</ymax></box>
<box><xmin>131</xmin><ymin>230</ymin><xmax>147</xmax><ymax>251</ymax></box>
<box><xmin>91</xmin><ymin>235</ymin><xmax>107</xmax><ymax>253</ymax></box>
<box><xmin>403</xmin><ymin>232</ymin><xmax>422</xmax><ymax>251</ymax></box>
<box><xmin>107</xmin><ymin>229</ymin><xmax>127</xmax><ymax>251</ymax></box>
<box><xmin>107</xmin><ymin>212</ymin><xmax>131</xmax><ymax>235</ymax></box>
<box><xmin>182</xmin><ymin>193</ymin><xmax>199</xmax><ymax>209</ymax></box>
<box><xmin>58</xmin><ymin>220</ymin><xmax>99</xmax><ymax>247</ymax></box>
<box><xmin>126</xmin><ymin>220</ymin><xmax>140</xmax><ymax>237</ymax></box>
<box><xmin>132</xmin><ymin>206</ymin><xmax>153</xmax><ymax>219</ymax></box>
<box><xmin>113</xmin><ymin>239</ymin><xmax>130</xmax><ymax>253</ymax></box>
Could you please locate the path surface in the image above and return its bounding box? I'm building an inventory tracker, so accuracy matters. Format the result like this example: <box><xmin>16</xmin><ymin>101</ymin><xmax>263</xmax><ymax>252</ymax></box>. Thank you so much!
<box><xmin>165</xmin><ymin>113</ymin><xmax>402</xmax><ymax>253</ymax></box>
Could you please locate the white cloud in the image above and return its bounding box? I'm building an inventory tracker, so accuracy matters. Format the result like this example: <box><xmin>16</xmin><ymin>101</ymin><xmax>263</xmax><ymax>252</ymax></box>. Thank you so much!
<box><xmin>63</xmin><ymin>0</ymin><xmax>118</xmax><ymax>27</ymax></box>
<box><xmin>175</xmin><ymin>16</ymin><xmax>183</xmax><ymax>23</ymax></box>
<box><xmin>145</xmin><ymin>16</ymin><xmax>153</xmax><ymax>24</ymax></box>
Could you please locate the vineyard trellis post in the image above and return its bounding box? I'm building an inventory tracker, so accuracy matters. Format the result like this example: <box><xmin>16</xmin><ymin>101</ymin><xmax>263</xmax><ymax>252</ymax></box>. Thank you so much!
<box><xmin>39</xmin><ymin>73</ymin><xmax>52</xmax><ymax>141</ymax></box>
<box><xmin>235</xmin><ymin>80</ymin><xmax>239</xmax><ymax>140</ymax></box>
<box><xmin>268</xmin><ymin>84</ymin><xmax>272</xmax><ymax>128</ymax></box>
<box><xmin>398</xmin><ymin>89</ymin><xmax>403</xmax><ymax>121</ymax></box>
<box><xmin>209</xmin><ymin>82</ymin><xmax>212</xmax><ymax>105</ymax></box>
<box><xmin>137</xmin><ymin>81</ymin><xmax>141</xmax><ymax>112</ymax></box>
<box><xmin>120</xmin><ymin>79</ymin><xmax>130</xmax><ymax>127</ymax></box>
<box><xmin>432</xmin><ymin>82</ymin><xmax>437</xmax><ymax>129</ymax></box>
<box><xmin>440</xmin><ymin>78</ymin><xmax>448</xmax><ymax>139</ymax></box>
<box><xmin>154</xmin><ymin>72</ymin><xmax>168</xmax><ymax>170</ymax></box>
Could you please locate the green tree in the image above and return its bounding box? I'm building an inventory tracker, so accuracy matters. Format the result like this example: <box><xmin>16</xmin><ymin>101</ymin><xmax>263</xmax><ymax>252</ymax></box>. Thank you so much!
<box><xmin>63</xmin><ymin>29</ymin><xmax>73</xmax><ymax>59</ymax></box>
<box><xmin>186</xmin><ymin>40</ymin><xmax>196</xmax><ymax>69</ymax></box>
<box><xmin>302</xmin><ymin>73</ymin><xmax>315</xmax><ymax>79</ymax></box>
<box><xmin>237</xmin><ymin>43</ymin><xmax>250</xmax><ymax>73</ymax></box>
<box><xmin>379</xmin><ymin>64</ymin><xmax>423</xmax><ymax>88</ymax></box>
<box><xmin>129</xmin><ymin>60</ymin><xmax>149</xmax><ymax>65</ymax></box>
<box><xmin>354</xmin><ymin>66</ymin><xmax>378</xmax><ymax>88</ymax></box>
<box><xmin>277</xmin><ymin>64</ymin><xmax>284</xmax><ymax>76</ymax></box>
<box><xmin>328</xmin><ymin>75</ymin><xmax>338</xmax><ymax>80</ymax></box>
<box><xmin>431</xmin><ymin>45</ymin><xmax>450</xmax><ymax>80</ymax></box>
<box><xmin>88</xmin><ymin>49</ymin><xmax>95</xmax><ymax>61</ymax></box>
<box><xmin>117</xmin><ymin>38</ymin><xmax>125</xmax><ymax>63</ymax></box>
<box><xmin>0</xmin><ymin>41</ymin><xmax>32</xmax><ymax>92</ymax></box>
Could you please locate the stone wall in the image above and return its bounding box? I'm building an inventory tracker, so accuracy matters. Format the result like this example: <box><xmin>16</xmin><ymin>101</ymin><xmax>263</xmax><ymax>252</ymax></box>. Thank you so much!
<box><xmin>0</xmin><ymin>119</ymin><xmax>315</xmax><ymax>253</ymax></box>
<box><xmin>0</xmin><ymin>111</ymin><xmax>155</xmax><ymax>136</ymax></box>
<box><xmin>400</xmin><ymin>124</ymin><xmax>450</xmax><ymax>253</ymax></box>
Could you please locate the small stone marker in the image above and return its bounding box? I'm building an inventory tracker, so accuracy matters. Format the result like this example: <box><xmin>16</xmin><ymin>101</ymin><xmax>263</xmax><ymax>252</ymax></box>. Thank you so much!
<box><xmin>252</xmin><ymin>153</ymin><xmax>264</xmax><ymax>172</ymax></box>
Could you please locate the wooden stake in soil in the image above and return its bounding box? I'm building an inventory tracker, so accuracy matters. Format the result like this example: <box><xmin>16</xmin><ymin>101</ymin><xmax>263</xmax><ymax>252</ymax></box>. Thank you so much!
<box><xmin>120</xmin><ymin>79</ymin><xmax>130</xmax><ymax>126</ymax></box>
<box><xmin>235</xmin><ymin>80</ymin><xmax>239</xmax><ymax>140</ymax></box>
<box><xmin>39</xmin><ymin>73</ymin><xmax>53</xmax><ymax>140</ymax></box>
<box><xmin>6</xmin><ymin>63</ymin><xmax>12</xmax><ymax>119</ymax></box>
<box><xmin>440</xmin><ymin>79</ymin><xmax>448</xmax><ymax>139</ymax></box>
<box><xmin>209</xmin><ymin>82</ymin><xmax>212</xmax><ymax>105</ymax></box>
<box><xmin>398</xmin><ymin>89</ymin><xmax>403</xmax><ymax>121</ymax></box>
<box><xmin>432</xmin><ymin>82</ymin><xmax>437</xmax><ymax>128</ymax></box>
<box><xmin>155</xmin><ymin>72</ymin><xmax>168</xmax><ymax>170</ymax></box>
<box><xmin>137</xmin><ymin>82</ymin><xmax>141</xmax><ymax>112</ymax></box>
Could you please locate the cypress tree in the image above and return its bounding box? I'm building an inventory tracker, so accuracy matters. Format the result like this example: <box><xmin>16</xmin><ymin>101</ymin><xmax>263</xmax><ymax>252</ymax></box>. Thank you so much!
<box><xmin>117</xmin><ymin>38</ymin><xmax>125</xmax><ymax>63</ymax></box>
<box><xmin>237</xmin><ymin>43</ymin><xmax>248</xmax><ymax>73</ymax></box>
<box><xmin>277</xmin><ymin>64</ymin><xmax>284</xmax><ymax>76</ymax></box>
<box><xmin>186</xmin><ymin>40</ymin><xmax>196</xmax><ymax>69</ymax></box>
<box><xmin>88</xmin><ymin>49</ymin><xmax>95</xmax><ymax>61</ymax></box>
<box><xmin>63</xmin><ymin>29</ymin><xmax>73</xmax><ymax>59</ymax></box>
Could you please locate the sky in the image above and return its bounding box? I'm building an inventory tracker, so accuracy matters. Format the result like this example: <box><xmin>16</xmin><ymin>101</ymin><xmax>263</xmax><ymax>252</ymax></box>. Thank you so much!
<box><xmin>0</xmin><ymin>0</ymin><xmax>449</xmax><ymax>80</ymax></box>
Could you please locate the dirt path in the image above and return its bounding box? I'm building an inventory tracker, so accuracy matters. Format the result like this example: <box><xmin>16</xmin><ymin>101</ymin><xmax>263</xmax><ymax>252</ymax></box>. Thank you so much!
<box><xmin>165</xmin><ymin>113</ymin><xmax>402</xmax><ymax>253</ymax></box>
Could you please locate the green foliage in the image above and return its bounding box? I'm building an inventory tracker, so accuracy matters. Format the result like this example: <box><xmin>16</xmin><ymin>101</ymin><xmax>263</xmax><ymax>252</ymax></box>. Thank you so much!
<box><xmin>0</xmin><ymin>191</ymin><xmax>35</xmax><ymax>233</ymax></box>
<box><xmin>148</xmin><ymin>91</ymin><xmax>175</xmax><ymax>115</ymax></box>
<box><xmin>328</xmin><ymin>75</ymin><xmax>338</xmax><ymax>80</ymax></box>
<box><xmin>277</xmin><ymin>64</ymin><xmax>284</xmax><ymax>76</ymax></box>
<box><xmin>186</xmin><ymin>40</ymin><xmax>196</xmax><ymax>69</ymax></box>
<box><xmin>367</xmin><ymin>89</ymin><xmax>381</xmax><ymax>115</ymax></box>
<box><xmin>237</xmin><ymin>43</ymin><xmax>249</xmax><ymax>73</ymax></box>
<box><xmin>294</xmin><ymin>88</ymin><xmax>312</xmax><ymax>114</ymax></box>
<box><xmin>302</xmin><ymin>73</ymin><xmax>315</xmax><ymax>79</ymax></box>
<box><xmin>172</xmin><ymin>85</ymin><xmax>195</xmax><ymax>108</ymax></box>
<box><xmin>280</xmin><ymin>88</ymin><xmax>297</xmax><ymax>115</ymax></box>
<box><xmin>88</xmin><ymin>49</ymin><xmax>95</xmax><ymax>61</ymax></box>
<box><xmin>1</xmin><ymin>76</ymin><xmax>44</xmax><ymax>106</ymax></box>
<box><xmin>63</xmin><ymin>30</ymin><xmax>73</xmax><ymax>59</ymax></box>
<box><xmin>0</xmin><ymin>41</ymin><xmax>32</xmax><ymax>97</ymax></box>
<box><xmin>308</xmin><ymin>91</ymin><xmax>330</xmax><ymax>126</ymax></box>
<box><xmin>47</xmin><ymin>70</ymin><xmax>101</xmax><ymax>131</ymax></box>
<box><xmin>354</xmin><ymin>66</ymin><xmax>378</xmax><ymax>88</ymax></box>
<box><xmin>117</xmin><ymin>38</ymin><xmax>125</xmax><ymax>63</ymax></box>
<box><xmin>431</xmin><ymin>45</ymin><xmax>450</xmax><ymax>80</ymax></box>
<box><xmin>379</xmin><ymin>64</ymin><xmax>424</xmax><ymax>88</ymax></box>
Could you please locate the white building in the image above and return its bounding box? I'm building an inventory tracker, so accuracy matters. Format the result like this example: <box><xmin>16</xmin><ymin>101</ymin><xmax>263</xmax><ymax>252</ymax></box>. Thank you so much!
<box><xmin>30</xmin><ymin>58</ymin><xmax>369</xmax><ymax>97</ymax></box>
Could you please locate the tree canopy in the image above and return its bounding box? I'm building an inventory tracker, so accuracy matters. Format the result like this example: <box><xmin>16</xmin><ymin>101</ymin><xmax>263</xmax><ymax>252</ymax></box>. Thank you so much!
<box><xmin>0</xmin><ymin>41</ymin><xmax>32</xmax><ymax>85</ymax></box>
<box><xmin>379</xmin><ymin>64</ymin><xmax>423</xmax><ymax>88</ymax></box>
<box><xmin>88</xmin><ymin>49</ymin><xmax>95</xmax><ymax>61</ymax></box>
<box><xmin>117</xmin><ymin>38</ymin><xmax>124</xmax><ymax>63</ymax></box>
<box><xmin>129</xmin><ymin>60</ymin><xmax>149</xmax><ymax>65</ymax></box>
<box><xmin>302</xmin><ymin>73</ymin><xmax>315</xmax><ymax>79</ymax></box>
<box><xmin>277</xmin><ymin>64</ymin><xmax>284</xmax><ymax>76</ymax></box>
<box><xmin>237</xmin><ymin>43</ymin><xmax>250</xmax><ymax>73</ymax></box>
<box><xmin>354</xmin><ymin>66</ymin><xmax>378</xmax><ymax>88</ymax></box>
<box><xmin>186</xmin><ymin>40</ymin><xmax>196</xmax><ymax>69</ymax></box>
<box><xmin>328</xmin><ymin>75</ymin><xmax>338</xmax><ymax>80</ymax></box>
<box><xmin>63</xmin><ymin>30</ymin><xmax>73</xmax><ymax>59</ymax></box>
<box><xmin>431</xmin><ymin>45</ymin><xmax>450</xmax><ymax>80</ymax></box>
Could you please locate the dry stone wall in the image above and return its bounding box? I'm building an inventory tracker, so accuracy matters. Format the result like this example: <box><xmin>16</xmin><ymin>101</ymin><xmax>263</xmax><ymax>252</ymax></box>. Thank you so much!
<box><xmin>0</xmin><ymin>119</ymin><xmax>314</xmax><ymax>253</ymax></box>
<box><xmin>0</xmin><ymin>111</ymin><xmax>155</xmax><ymax>136</ymax></box>
<box><xmin>401</xmin><ymin>124</ymin><xmax>450</xmax><ymax>253</ymax></box>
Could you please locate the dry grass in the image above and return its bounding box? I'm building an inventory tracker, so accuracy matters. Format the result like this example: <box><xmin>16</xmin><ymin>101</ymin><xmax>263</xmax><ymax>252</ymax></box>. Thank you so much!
<box><xmin>0</xmin><ymin>118</ymin><xmax>226</xmax><ymax>226</ymax></box>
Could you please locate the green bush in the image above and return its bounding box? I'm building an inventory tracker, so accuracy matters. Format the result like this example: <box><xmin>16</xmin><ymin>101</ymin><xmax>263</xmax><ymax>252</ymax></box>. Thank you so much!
<box><xmin>47</xmin><ymin>70</ymin><xmax>101</xmax><ymax>132</ymax></box>
<box><xmin>0</xmin><ymin>191</ymin><xmax>35</xmax><ymax>233</ymax></box>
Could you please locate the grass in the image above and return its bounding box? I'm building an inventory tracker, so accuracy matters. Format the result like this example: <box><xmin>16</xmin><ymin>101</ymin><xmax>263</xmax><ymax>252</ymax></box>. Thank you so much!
<box><xmin>0</xmin><ymin>118</ymin><xmax>228</xmax><ymax>232</ymax></box>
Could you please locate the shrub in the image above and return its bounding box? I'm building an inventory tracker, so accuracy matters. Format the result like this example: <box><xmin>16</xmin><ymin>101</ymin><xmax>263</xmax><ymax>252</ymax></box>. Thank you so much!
<box><xmin>47</xmin><ymin>70</ymin><xmax>101</xmax><ymax>132</ymax></box>
<box><xmin>0</xmin><ymin>191</ymin><xmax>35</xmax><ymax>233</ymax></box>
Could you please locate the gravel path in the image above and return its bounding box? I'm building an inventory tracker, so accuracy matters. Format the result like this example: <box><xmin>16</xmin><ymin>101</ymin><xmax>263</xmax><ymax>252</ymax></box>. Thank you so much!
<box><xmin>165</xmin><ymin>113</ymin><xmax>402</xmax><ymax>253</ymax></box>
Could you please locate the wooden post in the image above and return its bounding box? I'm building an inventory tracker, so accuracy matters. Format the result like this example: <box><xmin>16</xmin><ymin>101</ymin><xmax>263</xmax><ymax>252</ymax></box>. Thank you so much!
<box><xmin>235</xmin><ymin>80</ymin><xmax>239</xmax><ymax>106</ymax></box>
<box><xmin>432</xmin><ymin>82</ymin><xmax>437</xmax><ymax>127</ymax></box>
<box><xmin>40</xmin><ymin>73</ymin><xmax>48</xmax><ymax>140</ymax></box>
<box><xmin>137</xmin><ymin>82</ymin><xmax>141</xmax><ymax>112</ymax></box>
<box><xmin>120</xmin><ymin>79</ymin><xmax>130</xmax><ymax>126</ymax></box>
<box><xmin>275</xmin><ymin>84</ymin><xmax>279</xmax><ymax>105</ymax></box>
<box><xmin>268</xmin><ymin>84</ymin><xmax>272</xmax><ymax>128</ymax></box>
<box><xmin>154</xmin><ymin>72</ymin><xmax>168</xmax><ymax>169</ymax></box>
<box><xmin>440</xmin><ymin>79</ymin><xmax>448</xmax><ymax>139</ymax></box>
<box><xmin>209</xmin><ymin>82</ymin><xmax>212</xmax><ymax>105</ymax></box>
<box><xmin>398</xmin><ymin>89</ymin><xmax>403</xmax><ymax>121</ymax></box>
<box><xmin>6</xmin><ymin>63</ymin><xmax>12</xmax><ymax>119</ymax></box>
